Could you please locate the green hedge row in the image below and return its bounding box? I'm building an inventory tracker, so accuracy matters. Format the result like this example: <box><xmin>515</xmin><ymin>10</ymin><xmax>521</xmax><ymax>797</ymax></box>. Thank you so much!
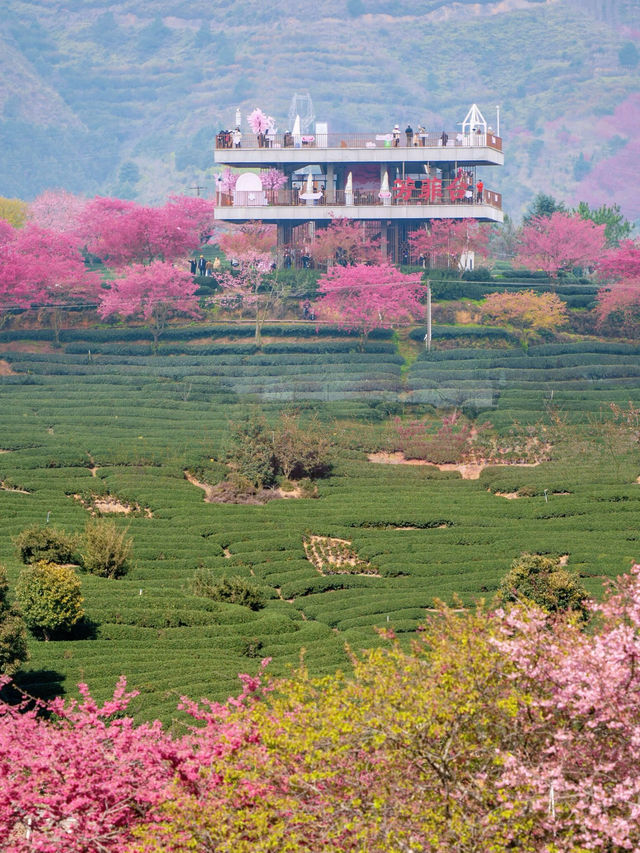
<box><xmin>410</xmin><ymin>325</ymin><xmax>516</xmax><ymax>342</ymax></box>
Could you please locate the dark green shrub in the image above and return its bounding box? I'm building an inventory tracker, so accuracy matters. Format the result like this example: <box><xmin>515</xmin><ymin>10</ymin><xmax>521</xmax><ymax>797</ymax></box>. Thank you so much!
<box><xmin>191</xmin><ymin>571</ymin><xmax>266</xmax><ymax>611</ymax></box>
<box><xmin>0</xmin><ymin>565</ymin><xmax>28</xmax><ymax>675</ymax></box>
<box><xmin>13</xmin><ymin>525</ymin><xmax>79</xmax><ymax>565</ymax></box>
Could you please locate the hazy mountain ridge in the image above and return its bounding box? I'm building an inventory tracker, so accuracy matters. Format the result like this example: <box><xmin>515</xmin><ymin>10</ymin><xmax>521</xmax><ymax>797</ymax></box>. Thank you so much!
<box><xmin>0</xmin><ymin>0</ymin><xmax>639</xmax><ymax>222</ymax></box>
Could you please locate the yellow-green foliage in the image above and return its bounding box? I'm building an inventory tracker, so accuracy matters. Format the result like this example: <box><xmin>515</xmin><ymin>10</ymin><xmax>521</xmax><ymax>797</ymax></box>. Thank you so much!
<box><xmin>81</xmin><ymin>519</ymin><xmax>133</xmax><ymax>579</ymax></box>
<box><xmin>16</xmin><ymin>561</ymin><xmax>83</xmax><ymax>640</ymax></box>
<box><xmin>135</xmin><ymin>606</ymin><xmax>541</xmax><ymax>852</ymax></box>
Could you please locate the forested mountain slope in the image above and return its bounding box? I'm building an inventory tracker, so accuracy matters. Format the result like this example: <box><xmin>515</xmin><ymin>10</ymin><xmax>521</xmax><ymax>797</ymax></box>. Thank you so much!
<box><xmin>0</xmin><ymin>0</ymin><xmax>638</xmax><ymax>222</ymax></box>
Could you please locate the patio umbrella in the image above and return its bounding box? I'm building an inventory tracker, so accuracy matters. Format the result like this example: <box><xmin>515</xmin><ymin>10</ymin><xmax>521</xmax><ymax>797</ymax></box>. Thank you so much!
<box><xmin>292</xmin><ymin>114</ymin><xmax>302</xmax><ymax>147</ymax></box>
<box><xmin>300</xmin><ymin>171</ymin><xmax>314</xmax><ymax>204</ymax></box>
<box><xmin>378</xmin><ymin>170</ymin><xmax>391</xmax><ymax>206</ymax></box>
<box><xmin>345</xmin><ymin>171</ymin><xmax>353</xmax><ymax>206</ymax></box>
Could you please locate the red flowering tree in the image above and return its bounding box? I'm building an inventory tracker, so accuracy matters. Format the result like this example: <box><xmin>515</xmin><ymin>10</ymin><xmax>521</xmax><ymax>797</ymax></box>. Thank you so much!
<box><xmin>218</xmin><ymin>221</ymin><xmax>276</xmax><ymax>258</ymax></box>
<box><xmin>516</xmin><ymin>212</ymin><xmax>606</xmax><ymax>277</ymax></box>
<box><xmin>315</xmin><ymin>263</ymin><xmax>425</xmax><ymax>347</ymax></box>
<box><xmin>0</xmin><ymin>224</ymin><xmax>101</xmax><ymax>335</ymax></box>
<box><xmin>0</xmin><ymin>218</ymin><xmax>15</xmax><ymax>247</ymax></box>
<box><xmin>79</xmin><ymin>197</ymin><xmax>215</xmax><ymax>269</ymax></box>
<box><xmin>309</xmin><ymin>218</ymin><xmax>383</xmax><ymax>268</ymax></box>
<box><xmin>408</xmin><ymin>219</ymin><xmax>491</xmax><ymax>269</ymax></box>
<box><xmin>597</xmin><ymin>238</ymin><xmax>640</xmax><ymax>282</ymax></box>
<box><xmin>596</xmin><ymin>277</ymin><xmax>640</xmax><ymax>338</ymax></box>
<box><xmin>98</xmin><ymin>261</ymin><xmax>200</xmax><ymax>352</ymax></box>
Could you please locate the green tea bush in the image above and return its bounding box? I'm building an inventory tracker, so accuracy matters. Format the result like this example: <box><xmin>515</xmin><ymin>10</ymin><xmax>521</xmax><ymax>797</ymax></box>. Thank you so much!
<box><xmin>191</xmin><ymin>571</ymin><xmax>266</xmax><ymax>611</ymax></box>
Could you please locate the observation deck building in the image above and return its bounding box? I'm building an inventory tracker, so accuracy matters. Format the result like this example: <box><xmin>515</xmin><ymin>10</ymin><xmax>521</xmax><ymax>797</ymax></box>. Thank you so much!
<box><xmin>213</xmin><ymin>104</ymin><xmax>503</xmax><ymax>265</ymax></box>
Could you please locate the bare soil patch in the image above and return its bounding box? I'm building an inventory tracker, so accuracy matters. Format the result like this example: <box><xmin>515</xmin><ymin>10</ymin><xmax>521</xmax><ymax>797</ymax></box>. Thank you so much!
<box><xmin>73</xmin><ymin>493</ymin><xmax>152</xmax><ymax>517</ymax></box>
<box><xmin>184</xmin><ymin>470</ymin><xmax>313</xmax><ymax>505</ymax></box>
<box><xmin>303</xmin><ymin>535</ymin><xmax>380</xmax><ymax>576</ymax></box>
<box><xmin>0</xmin><ymin>359</ymin><xmax>16</xmax><ymax>375</ymax></box>
<box><xmin>368</xmin><ymin>451</ymin><xmax>541</xmax><ymax>480</ymax></box>
<box><xmin>0</xmin><ymin>481</ymin><xmax>29</xmax><ymax>494</ymax></box>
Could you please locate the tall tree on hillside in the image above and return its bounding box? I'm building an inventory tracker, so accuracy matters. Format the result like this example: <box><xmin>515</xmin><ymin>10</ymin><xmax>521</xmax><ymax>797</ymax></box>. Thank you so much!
<box><xmin>575</xmin><ymin>201</ymin><xmax>633</xmax><ymax>248</ymax></box>
<box><xmin>408</xmin><ymin>219</ymin><xmax>491</xmax><ymax>269</ymax></box>
<box><xmin>98</xmin><ymin>261</ymin><xmax>200</xmax><ymax>353</ymax></box>
<box><xmin>522</xmin><ymin>192</ymin><xmax>566</xmax><ymax>224</ymax></box>
<box><xmin>309</xmin><ymin>218</ymin><xmax>383</xmax><ymax>268</ymax></box>
<box><xmin>516</xmin><ymin>212</ymin><xmax>606</xmax><ymax>277</ymax></box>
<box><xmin>315</xmin><ymin>263</ymin><xmax>425</xmax><ymax>347</ymax></box>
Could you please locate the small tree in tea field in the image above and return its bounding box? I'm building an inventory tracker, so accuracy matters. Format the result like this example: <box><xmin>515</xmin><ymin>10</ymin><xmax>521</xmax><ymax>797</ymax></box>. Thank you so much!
<box><xmin>81</xmin><ymin>519</ymin><xmax>133</xmax><ymax>579</ymax></box>
<box><xmin>495</xmin><ymin>552</ymin><xmax>589</xmax><ymax>618</ymax></box>
<box><xmin>0</xmin><ymin>565</ymin><xmax>28</xmax><ymax>675</ymax></box>
<box><xmin>16</xmin><ymin>561</ymin><xmax>83</xmax><ymax>640</ymax></box>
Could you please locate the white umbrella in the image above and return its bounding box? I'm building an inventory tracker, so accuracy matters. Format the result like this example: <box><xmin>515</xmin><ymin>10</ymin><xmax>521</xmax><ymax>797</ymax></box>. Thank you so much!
<box><xmin>345</xmin><ymin>171</ymin><xmax>353</xmax><ymax>206</ymax></box>
<box><xmin>300</xmin><ymin>172</ymin><xmax>314</xmax><ymax>204</ymax></box>
<box><xmin>300</xmin><ymin>171</ymin><xmax>322</xmax><ymax>204</ymax></box>
<box><xmin>379</xmin><ymin>170</ymin><xmax>391</xmax><ymax>206</ymax></box>
<box><xmin>292</xmin><ymin>114</ymin><xmax>302</xmax><ymax>147</ymax></box>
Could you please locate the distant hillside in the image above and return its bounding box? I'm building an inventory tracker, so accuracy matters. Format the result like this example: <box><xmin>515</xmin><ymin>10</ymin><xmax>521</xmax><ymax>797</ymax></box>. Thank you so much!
<box><xmin>0</xmin><ymin>0</ymin><xmax>639</xmax><ymax>223</ymax></box>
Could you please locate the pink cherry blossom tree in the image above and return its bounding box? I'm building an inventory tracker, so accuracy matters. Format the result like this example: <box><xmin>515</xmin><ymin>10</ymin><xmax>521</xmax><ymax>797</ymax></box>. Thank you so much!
<box><xmin>218</xmin><ymin>167</ymin><xmax>238</xmax><ymax>195</ymax></box>
<box><xmin>0</xmin><ymin>218</ymin><xmax>15</xmax><ymax>247</ymax></box>
<box><xmin>260</xmin><ymin>168</ymin><xmax>287</xmax><ymax>192</ymax></box>
<box><xmin>408</xmin><ymin>219</ymin><xmax>491</xmax><ymax>269</ymax></box>
<box><xmin>78</xmin><ymin>197</ymin><xmax>215</xmax><ymax>269</ymax></box>
<box><xmin>212</xmin><ymin>250</ymin><xmax>279</xmax><ymax>345</ymax></box>
<box><xmin>516</xmin><ymin>211</ymin><xmax>606</xmax><ymax>277</ymax></box>
<box><xmin>218</xmin><ymin>221</ymin><xmax>277</xmax><ymax>260</ymax></box>
<box><xmin>247</xmin><ymin>108</ymin><xmax>275</xmax><ymax>135</ymax></box>
<box><xmin>315</xmin><ymin>263</ymin><xmax>425</xmax><ymax>347</ymax></box>
<box><xmin>28</xmin><ymin>190</ymin><xmax>88</xmax><ymax>235</ymax></box>
<box><xmin>0</xmin><ymin>224</ymin><xmax>101</xmax><ymax>335</ymax></box>
<box><xmin>309</xmin><ymin>218</ymin><xmax>383</xmax><ymax>268</ymax></box>
<box><xmin>494</xmin><ymin>564</ymin><xmax>640</xmax><ymax>850</ymax></box>
<box><xmin>596</xmin><ymin>276</ymin><xmax>640</xmax><ymax>337</ymax></box>
<box><xmin>597</xmin><ymin>238</ymin><xmax>640</xmax><ymax>282</ymax></box>
<box><xmin>98</xmin><ymin>261</ymin><xmax>200</xmax><ymax>352</ymax></box>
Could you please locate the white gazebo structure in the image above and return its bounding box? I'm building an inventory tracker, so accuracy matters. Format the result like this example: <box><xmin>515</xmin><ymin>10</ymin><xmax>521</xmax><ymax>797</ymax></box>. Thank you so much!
<box><xmin>233</xmin><ymin>172</ymin><xmax>266</xmax><ymax>206</ymax></box>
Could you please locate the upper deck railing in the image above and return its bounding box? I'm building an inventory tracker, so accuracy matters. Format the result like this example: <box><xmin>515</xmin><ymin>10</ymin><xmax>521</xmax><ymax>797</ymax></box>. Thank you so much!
<box><xmin>218</xmin><ymin>184</ymin><xmax>502</xmax><ymax>211</ymax></box>
<box><xmin>215</xmin><ymin>130</ymin><xmax>502</xmax><ymax>153</ymax></box>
